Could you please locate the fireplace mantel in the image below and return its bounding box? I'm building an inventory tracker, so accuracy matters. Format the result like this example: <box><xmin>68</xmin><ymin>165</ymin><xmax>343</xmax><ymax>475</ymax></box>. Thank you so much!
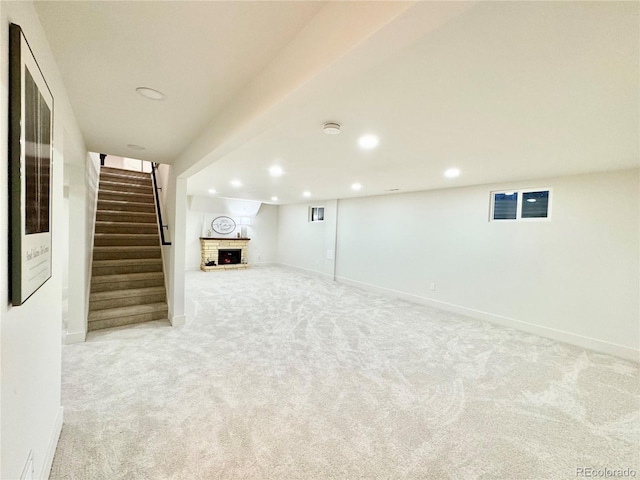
<box><xmin>199</xmin><ymin>237</ymin><xmax>251</xmax><ymax>241</ymax></box>
<box><xmin>200</xmin><ymin>238</ymin><xmax>250</xmax><ymax>271</ymax></box>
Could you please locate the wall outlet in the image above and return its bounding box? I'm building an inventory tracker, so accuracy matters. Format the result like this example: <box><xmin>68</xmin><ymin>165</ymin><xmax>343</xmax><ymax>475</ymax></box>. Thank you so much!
<box><xmin>326</xmin><ymin>249</ymin><xmax>334</xmax><ymax>260</ymax></box>
<box><xmin>430</xmin><ymin>282</ymin><xmax>436</xmax><ymax>291</ymax></box>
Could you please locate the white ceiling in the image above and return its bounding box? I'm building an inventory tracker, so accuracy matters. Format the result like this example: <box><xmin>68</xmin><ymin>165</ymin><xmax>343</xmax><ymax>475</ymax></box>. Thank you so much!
<box><xmin>34</xmin><ymin>0</ymin><xmax>324</xmax><ymax>163</ymax></box>
<box><xmin>36</xmin><ymin>2</ymin><xmax>638</xmax><ymax>205</ymax></box>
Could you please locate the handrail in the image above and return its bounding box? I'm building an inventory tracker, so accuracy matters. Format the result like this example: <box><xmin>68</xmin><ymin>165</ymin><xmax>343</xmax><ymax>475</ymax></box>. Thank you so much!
<box><xmin>151</xmin><ymin>162</ymin><xmax>172</xmax><ymax>246</ymax></box>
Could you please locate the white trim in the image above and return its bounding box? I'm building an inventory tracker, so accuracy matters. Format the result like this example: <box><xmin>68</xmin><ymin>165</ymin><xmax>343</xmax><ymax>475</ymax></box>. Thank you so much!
<box><xmin>252</xmin><ymin>261</ymin><xmax>277</xmax><ymax>267</ymax></box>
<box><xmin>64</xmin><ymin>330</ymin><xmax>86</xmax><ymax>344</ymax></box>
<box><xmin>335</xmin><ymin>275</ymin><xmax>639</xmax><ymax>362</ymax></box>
<box><xmin>85</xmin><ymin>155</ymin><xmax>101</xmax><ymax>334</ymax></box>
<box><xmin>169</xmin><ymin>313</ymin><xmax>186</xmax><ymax>327</ymax></box>
<box><xmin>161</xmin><ymin>244</ymin><xmax>172</xmax><ymax>314</ymax></box>
<box><xmin>20</xmin><ymin>450</ymin><xmax>33</xmax><ymax>480</ymax></box>
<box><xmin>274</xmin><ymin>262</ymin><xmax>334</xmax><ymax>280</ymax></box>
<box><xmin>40</xmin><ymin>406</ymin><xmax>63</xmax><ymax>480</ymax></box>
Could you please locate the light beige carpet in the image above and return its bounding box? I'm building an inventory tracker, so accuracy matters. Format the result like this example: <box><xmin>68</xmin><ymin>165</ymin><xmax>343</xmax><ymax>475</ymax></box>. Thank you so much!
<box><xmin>50</xmin><ymin>266</ymin><xmax>639</xmax><ymax>479</ymax></box>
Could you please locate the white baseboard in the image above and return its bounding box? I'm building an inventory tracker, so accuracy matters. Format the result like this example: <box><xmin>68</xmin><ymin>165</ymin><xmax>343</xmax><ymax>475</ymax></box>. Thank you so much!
<box><xmin>64</xmin><ymin>331</ymin><xmax>86</xmax><ymax>344</ymax></box>
<box><xmin>275</xmin><ymin>262</ymin><xmax>334</xmax><ymax>281</ymax></box>
<box><xmin>170</xmin><ymin>314</ymin><xmax>186</xmax><ymax>327</ymax></box>
<box><xmin>335</xmin><ymin>276</ymin><xmax>639</xmax><ymax>362</ymax></box>
<box><xmin>252</xmin><ymin>261</ymin><xmax>276</xmax><ymax>267</ymax></box>
<box><xmin>40</xmin><ymin>406</ymin><xmax>63</xmax><ymax>479</ymax></box>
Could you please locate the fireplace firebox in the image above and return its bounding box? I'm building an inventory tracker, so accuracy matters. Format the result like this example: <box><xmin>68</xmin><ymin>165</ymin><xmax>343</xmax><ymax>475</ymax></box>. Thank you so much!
<box><xmin>218</xmin><ymin>249</ymin><xmax>242</xmax><ymax>265</ymax></box>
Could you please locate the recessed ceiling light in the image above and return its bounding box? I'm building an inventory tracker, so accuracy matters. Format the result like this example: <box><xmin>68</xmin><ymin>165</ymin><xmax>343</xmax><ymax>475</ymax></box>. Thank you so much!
<box><xmin>303</xmin><ymin>191</ymin><xmax>311</xmax><ymax>197</ymax></box>
<box><xmin>323</xmin><ymin>122</ymin><xmax>341</xmax><ymax>134</ymax></box>
<box><xmin>269</xmin><ymin>165</ymin><xmax>283</xmax><ymax>177</ymax></box>
<box><xmin>208</xmin><ymin>188</ymin><xmax>217</xmax><ymax>194</ymax></box>
<box><xmin>504</xmin><ymin>191</ymin><xmax>515</xmax><ymax>195</ymax></box>
<box><xmin>526</xmin><ymin>198</ymin><xmax>537</xmax><ymax>203</ymax></box>
<box><xmin>136</xmin><ymin>87</ymin><xmax>166</xmax><ymax>100</ymax></box>
<box><xmin>271</xmin><ymin>196</ymin><xmax>278</xmax><ymax>202</ymax></box>
<box><xmin>358</xmin><ymin>134</ymin><xmax>379</xmax><ymax>150</ymax></box>
<box><xmin>230</xmin><ymin>180</ymin><xmax>242</xmax><ymax>187</ymax></box>
<box><xmin>126</xmin><ymin>144</ymin><xmax>145</xmax><ymax>151</ymax></box>
<box><xmin>351</xmin><ymin>183</ymin><xmax>362</xmax><ymax>191</ymax></box>
<box><xmin>444</xmin><ymin>168</ymin><xmax>460</xmax><ymax>178</ymax></box>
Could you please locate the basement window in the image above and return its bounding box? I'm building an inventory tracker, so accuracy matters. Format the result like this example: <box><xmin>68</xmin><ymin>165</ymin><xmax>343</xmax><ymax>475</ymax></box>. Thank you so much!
<box><xmin>490</xmin><ymin>188</ymin><xmax>551</xmax><ymax>221</ymax></box>
<box><xmin>309</xmin><ymin>206</ymin><xmax>325</xmax><ymax>222</ymax></box>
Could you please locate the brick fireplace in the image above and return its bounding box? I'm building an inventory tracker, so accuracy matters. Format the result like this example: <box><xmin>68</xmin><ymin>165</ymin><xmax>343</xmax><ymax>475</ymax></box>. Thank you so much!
<box><xmin>200</xmin><ymin>237</ymin><xmax>249</xmax><ymax>271</ymax></box>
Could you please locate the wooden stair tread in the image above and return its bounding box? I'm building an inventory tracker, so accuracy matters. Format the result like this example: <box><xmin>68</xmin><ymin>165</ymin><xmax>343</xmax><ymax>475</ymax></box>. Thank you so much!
<box><xmin>94</xmin><ymin>233</ymin><xmax>159</xmax><ymax>238</ymax></box>
<box><xmin>99</xmin><ymin>188</ymin><xmax>153</xmax><ymax>195</ymax></box>
<box><xmin>88</xmin><ymin>302</ymin><xmax>168</xmax><ymax>321</ymax></box>
<box><xmin>99</xmin><ymin>192</ymin><xmax>154</xmax><ymax>201</ymax></box>
<box><xmin>93</xmin><ymin>245</ymin><xmax>160</xmax><ymax>252</ymax></box>
<box><xmin>95</xmin><ymin>221</ymin><xmax>156</xmax><ymax>227</ymax></box>
<box><xmin>90</xmin><ymin>286</ymin><xmax>165</xmax><ymax>300</ymax></box>
<box><xmin>93</xmin><ymin>246</ymin><xmax>161</xmax><ymax>261</ymax></box>
<box><xmin>98</xmin><ymin>199</ymin><xmax>155</xmax><ymax>208</ymax></box>
<box><xmin>95</xmin><ymin>222</ymin><xmax>158</xmax><ymax>234</ymax></box>
<box><xmin>99</xmin><ymin>186</ymin><xmax>152</xmax><ymax>193</ymax></box>
<box><xmin>97</xmin><ymin>212</ymin><xmax>156</xmax><ymax>221</ymax></box>
<box><xmin>93</xmin><ymin>258</ymin><xmax>162</xmax><ymax>267</ymax></box>
<box><xmin>100</xmin><ymin>167</ymin><xmax>150</xmax><ymax>177</ymax></box>
<box><xmin>87</xmin><ymin>312</ymin><xmax>168</xmax><ymax>331</ymax></box>
<box><xmin>100</xmin><ymin>179</ymin><xmax>151</xmax><ymax>187</ymax></box>
<box><xmin>97</xmin><ymin>210</ymin><xmax>155</xmax><ymax>216</ymax></box>
<box><xmin>91</xmin><ymin>271</ymin><xmax>164</xmax><ymax>284</ymax></box>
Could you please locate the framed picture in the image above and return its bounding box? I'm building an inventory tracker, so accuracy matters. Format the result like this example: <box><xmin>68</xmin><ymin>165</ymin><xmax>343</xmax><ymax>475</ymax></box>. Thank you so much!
<box><xmin>9</xmin><ymin>23</ymin><xmax>54</xmax><ymax>306</ymax></box>
<box><xmin>211</xmin><ymin>216</ymin><xmax>236</xmax><ymax>235</ymax></box>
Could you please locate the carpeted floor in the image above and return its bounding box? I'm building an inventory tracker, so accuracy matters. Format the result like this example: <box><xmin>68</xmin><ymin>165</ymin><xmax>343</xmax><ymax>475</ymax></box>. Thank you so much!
<box><xmin>50</xmin><ymin>266</ymin><xmax>639</xmax><ymax>479</ymax></box>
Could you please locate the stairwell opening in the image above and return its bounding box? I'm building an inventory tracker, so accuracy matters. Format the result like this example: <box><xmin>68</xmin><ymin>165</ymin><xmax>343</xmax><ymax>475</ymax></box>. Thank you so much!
<box><xmin>88</xmin><ymin>157</ymin><xmax>169</xmax><ymax>331</ymax></box>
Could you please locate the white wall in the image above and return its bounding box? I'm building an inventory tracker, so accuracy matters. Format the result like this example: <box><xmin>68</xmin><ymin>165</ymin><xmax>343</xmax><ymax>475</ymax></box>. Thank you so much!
<box><xmin>156</xmin><ymin>163</ymin><xmax>186</xmax><ymax>327</ymax></box>
<box><xmin>0</xmin><ymin>2</ymin><xmax>88</xmax><ymax>478</ymax></box>
<box><xmin>185</xmin><ymin>204</ymin><xmax>279</xmax><ymax>270</ymax></box>
<box><xmin>333</xmin><ymin>169</ymin><xmax>639</xmax><ymax>360</ymax></box>
<box><xmin>277</xmin><ymin>200</ymin><xmax>337</xmax><ymax>278</ymax></box>
<box><xmin>103</xmin><ymin>155</ymin><xmax>151</xmax><ymax>173</ymax></box>
<box><xmin>64</xmin><ymin>151</ymin><xmax>99</xmax><ymax>345</ymax></box>
<box><xmin>251</xmin><ymin>204</ymin><xmax>279</xmax><ymax>265</ymax></box>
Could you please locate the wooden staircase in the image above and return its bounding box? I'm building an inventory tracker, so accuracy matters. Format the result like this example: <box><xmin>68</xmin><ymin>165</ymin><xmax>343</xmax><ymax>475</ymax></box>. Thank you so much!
<box><xmin>88</xmin><ymin>167</ymin><xmax>168</xmax><ymax>331</ymax></box>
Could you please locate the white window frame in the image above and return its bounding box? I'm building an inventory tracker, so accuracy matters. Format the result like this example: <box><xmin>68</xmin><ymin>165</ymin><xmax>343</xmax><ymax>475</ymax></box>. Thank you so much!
<box><xmin>309</xmin><ymin>206</ymin><xmax>325</xmax><ymax>223</ymax></box>
<box><xmin>489</xmin><ymin>187</ymin><xmax>553</xmax><ymax>222</ymax></box>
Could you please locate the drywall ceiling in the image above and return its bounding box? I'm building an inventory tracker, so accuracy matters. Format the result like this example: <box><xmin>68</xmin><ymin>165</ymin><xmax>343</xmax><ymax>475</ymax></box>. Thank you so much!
<box><xmin>35</xmin><ymin>2</ymin><xmax>638</xmax><ymax>204</ymax></box>
<box><xmin>186</xmin><ymin>1</ymin><xmax>639</xmax><ymax>204</ymax></box>
<box><xmin>34</xmin><ymin>0</ymin><xmax>325</xmax><ymax>163</ymax></box>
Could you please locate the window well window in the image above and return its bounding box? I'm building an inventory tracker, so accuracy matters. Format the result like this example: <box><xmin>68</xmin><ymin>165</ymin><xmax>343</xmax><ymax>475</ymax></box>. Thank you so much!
<box><xmin>493</xmin><ymin>192</ymin><xmax>518</xmax><ymax>220</ymax></box>
<box><xmin>522</xmin><ymin>191</ymin><xmax>549</xmax><ymax>218</ymax></box>
<box><xmin>490</xmin><ymin>188</ymin><xmax>551</xmax><ymax>221</ymax></box>
<box><xmin>309</xmin><ymin>206</ymin><xmax>324</xmax><ymax>222</ymax></box>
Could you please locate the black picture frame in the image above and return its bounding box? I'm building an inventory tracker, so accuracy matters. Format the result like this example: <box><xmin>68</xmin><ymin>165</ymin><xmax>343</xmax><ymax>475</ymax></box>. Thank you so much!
<box><xmin>9</xmin><ymin>23</ymin><xmax>54</xmax><ymax>306</ymax></box>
